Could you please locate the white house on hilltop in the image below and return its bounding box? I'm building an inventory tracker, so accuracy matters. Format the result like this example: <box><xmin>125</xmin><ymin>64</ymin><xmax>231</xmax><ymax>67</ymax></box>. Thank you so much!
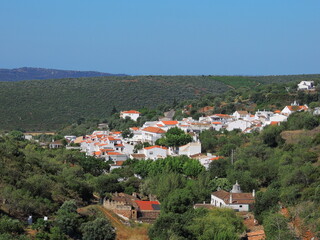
<box><xmin>120</xmin><ymin>110</ymin><xmax>141</xmax><ymax>121</ymax></box>
<box><xmin>297</xmin><ymin>81</ymin><xmax>315</xmax><ymax>91</ymax></box>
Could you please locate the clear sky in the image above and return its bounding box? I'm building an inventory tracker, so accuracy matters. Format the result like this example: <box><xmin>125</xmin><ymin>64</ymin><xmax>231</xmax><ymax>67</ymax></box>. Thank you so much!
<box><xmin>0</xmin><ymin>0</ymin><xmax>319</xmax><ymax>75</ymax></box>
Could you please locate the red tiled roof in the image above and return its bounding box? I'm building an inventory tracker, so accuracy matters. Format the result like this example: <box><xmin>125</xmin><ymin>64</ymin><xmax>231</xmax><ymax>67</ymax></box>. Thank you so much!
<box><xmin>144</xmin><ymin>145</ymin><xmax>168</xmax><ymax>150</ymax></box>
<box><xmin>212</xmin><ymin>190</ymin><xmax>255</xmax><ymax>204</ymax></box>
<box><xmin>112</xmin><ymin>161</ymin><xmax>125</xmax><ymax>166</ymax></box>
<box><xmin>135</xmin><ymin>200</ymin><xmax>160</xmax><ymax>211</ymax></box>
<box><xmin>162</xmin><ymin>121</ymin><xmax>178</xmax><ymax>125</ymax></box>
<box><xmin>212</xmin><ymin>122</ymin><xmax>222</xmax><ymax>125</ymax></box>
<box><xmin>94</xmin><ymin>151</ymin><xmax>101</xmax><ymax>155</ymax></box>
<box><xmin>210</xmin><ymin>156</ymin><xmax>224</xmax><ymax>161</ymax></box>
<box><xmin>115</xmin><ymin>144</ymin><xmax>124</xmax><ymax>147</ymax></box>
<box><xmin>285</xmin><ymin>105</ymin><xmax>308</xmax><ymax>111</ymax></box>
<box><xmin>274</xmin><ymin>110</ymin><xmax>281</xmax><ymax>113</ymax></box>
<box><xmin>270</xmin><ymin>121</ymin><xmax>279</xmax><ymax>125</ymax></box>
<box><xmin>122</xmin><ymin>110</ymin><xmax>141</xmax><ymax>114</ymax></box>
<box><xmin>101</xmin><ymin>149</ymin><xmax>114</xmax><ymax>152</ymax></box>
<box><xmin>215</xmin><ymin>114</ymin><xmax>232</xmax><ymax>118</ymax></box>
<box><xmin>108</xmin><ymin>152</ymin><xmax>123</xmax><ymax>155</ymax></box>
<box><xmin>142</xmin><ymin>126</ymin><xmax>166</xmax><ymax>134</ymax></box>
<box><xmin>130</xmin><ymin>127</ymin><xmax>140</xmax><ymax>131</ymax></box>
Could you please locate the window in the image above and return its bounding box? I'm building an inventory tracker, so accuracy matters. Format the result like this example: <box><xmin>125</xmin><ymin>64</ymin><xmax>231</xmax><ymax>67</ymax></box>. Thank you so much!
<box><xmin>239</xmin><ymin>205</ymin><xmax>242</xmax><ymax>208</ymax></box>
<box><xmin>150</xmin><ymin>151</ymin><xmax>153</xmax><ymax>155</ymax></box>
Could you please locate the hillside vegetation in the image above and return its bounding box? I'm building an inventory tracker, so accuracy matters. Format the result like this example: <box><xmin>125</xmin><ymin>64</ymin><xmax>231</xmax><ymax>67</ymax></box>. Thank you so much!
<box><xmin>1</xmin><ymin>74</ymin><xmax>320</xmax><ymax>131</ymax></box>
<box><xmin>0</xmin><ymin>67</ymin><xmax>125</xmax><ymax>82</ymax></box>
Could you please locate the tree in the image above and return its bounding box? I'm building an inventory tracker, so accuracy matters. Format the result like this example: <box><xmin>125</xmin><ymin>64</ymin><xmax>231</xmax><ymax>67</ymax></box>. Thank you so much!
<box><xmin>156</xmin><ymin>127</ymin><xmax>192</xmax><ymax>147</ymax></box>
<box><xmin>81</xmin><ymin>218</ymin><xmax>115</xmax><ymax>240</ymax></box>
<box><xmin>162</xmin><ymin>189</ymin><xmax>193</xmax><ymax>214</ymax></box>
<box><xmin>264</xmin><ymin>213</ymin><xmax>295</xmax><ymax>240</ymax></box>
<box><xmin>55</xmin><ymin>200</ymin><xmax>80</xmax><ymax>238</ymax></box>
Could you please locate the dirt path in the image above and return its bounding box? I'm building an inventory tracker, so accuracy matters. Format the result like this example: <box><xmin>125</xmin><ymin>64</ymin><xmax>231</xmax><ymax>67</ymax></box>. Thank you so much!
<box><xmin>95</xmin><ymin>206</ymin><xmax>149</xmax><ymax>240</ymax></box>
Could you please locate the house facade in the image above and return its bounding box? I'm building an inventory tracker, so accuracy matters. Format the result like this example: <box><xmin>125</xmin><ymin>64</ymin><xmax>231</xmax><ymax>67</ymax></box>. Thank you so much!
<box><xmin>120</xmin><ymin>110</ymin><xmax>141</xmax><ymax>121</ymax></box>
<box><xmin>211</xmin><ymin>182</ymin><xmax>255</xmax><ymax>212</ymax></box>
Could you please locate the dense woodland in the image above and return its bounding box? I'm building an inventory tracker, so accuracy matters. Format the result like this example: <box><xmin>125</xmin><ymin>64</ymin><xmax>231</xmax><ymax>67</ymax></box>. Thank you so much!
<box><xmin>1</xmin><ymin>76</ymin><xmax>320</xmax><ymax>239</ymax></box>
<box><xmin>1</xmin><ymin>74</ymin><xmax>320</xmax><ymax>131</ymax></box>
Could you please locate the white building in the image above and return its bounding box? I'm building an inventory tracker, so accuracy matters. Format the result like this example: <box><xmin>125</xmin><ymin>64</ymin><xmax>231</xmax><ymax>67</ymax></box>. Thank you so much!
<box><xmin>211</xmin><ymin>182</ymin><xmax>255</xmax><ymax>212</ymax></box>
<box><xmin>297</xmin><ymin>81</ymin><xmax>315</xmax><ymax>91</ymax></box>
<box><xmin>141</xmin><ymin>145</ymin><xmax>168</xmax><ymax>160</ymax></box>
<box><xmin>281</xmin><ymin>102</ymin><xmax>308</xmax><ymax>116</ymax></box>
<box><xmin>120</xmin><ymin>110</ymin><xmax>141</xmax><ymax>121</ymax></box>
<box><xmin>141</xmin><ymin>127</ymin><xmax>166</xmax><ymax>144</ymax></box>
<box><xmin>179</xmin><ymin>142</ymin><xmax>201</xmax><ymax>157</ymax></box>
<box><xmin>233</xmin><ymin>111</ymin><xmax>250</xmax><ymax>120</ymax></box>
<box><xmin>226</xmin><ymin>120</ymin><xmax>252</xmax><ymax>132</ymax></box>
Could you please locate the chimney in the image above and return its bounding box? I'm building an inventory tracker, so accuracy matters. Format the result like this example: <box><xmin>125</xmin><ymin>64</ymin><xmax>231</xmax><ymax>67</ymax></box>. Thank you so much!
<box><xmin>229</xmin><ymin>193</ymin><xmax>232</xmax><ymax>204</ymax></box>
<box><xmin>252</xmin><ymin>189</ymin><xmax>255</xmax><ymax>197</ymax></box>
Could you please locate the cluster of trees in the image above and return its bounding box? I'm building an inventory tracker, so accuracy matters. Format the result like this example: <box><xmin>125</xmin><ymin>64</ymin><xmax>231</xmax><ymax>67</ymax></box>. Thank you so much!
<box><xmin>155</xmin><ymin>127</ymin><xmax>192</xmax><ymax>147</ymax></box>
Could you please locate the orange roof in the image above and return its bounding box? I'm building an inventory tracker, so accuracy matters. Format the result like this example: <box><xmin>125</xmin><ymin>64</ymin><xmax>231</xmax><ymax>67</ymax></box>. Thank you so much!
<box><xmin>94</xmin><ymin>151</ymin><xmax>101</xmax><ymax>155</ymax></box>
<box><xmin>122</xmin><ymin>110</ymin><xmax>141</xmax><ymax>114</ymax></box>
<box><xmin>142</xmin><ymin>126</ymin><xmax>166</xmax><ymax>134</ymax></box>
<box><xmin>115</xmin><ymin>144</ymin><xmax>124</xmax><ymax>147</ymax></box>
<box><xmin>215</xmin><ymin>114</ymin><xmax>232</xmax><ymax>118</ymax></box>
<box><xmin>270</xmin><ymin>121</ymin><xmax>279</xmax><ymax>125</ymax></box>
<box><xmin>144</xmin><ymin>145</ymin><xmax>168</xmax><ymax>150</ymax></box>
<box><xmin>112</xmin><ymin>161</ymin><xmax>125</xmax><ymax>166</ymax></box>
<box><xmin>112</xmin><ymin>131</ymin><xmax>122</xmax><ymax>135</ymax></box>
<box><xmin>212</xmin><ymin>122</ymin><xmax>222</xmax><ymax>125</ymax></box>
<box><xmin>130</xmin><ymin>127</ymin><xmax>140</xmax><ymax>131</ymax></box>
<box><xmin>286</xmin><ymin>105</ymin><xmax>308</xmax><ymax>111</ymax></box>
<box><xmin>274</xmin><ymin>110</ymin><xmax>281</xmax><ymax>113</ymax></box>
<box><xmin>135</xmin><ymin>200</ymin><xmax>160</xmax><ymax>211</ymax></box>
<box><xmin>162</xmin><ymin>121</ymin><xmax>178</xmax><ymax>125</ymax></box>
<box><xmin>101</xmin><ymin>149</ymin><xmax>114</xmax><ymax>152</ymax></box>
<box><xmin>210</xmin><ymin>156</ymin><xmax>224</xmax><ymax>161</ymax></box>
<box><xmin>250</xmin><ymin>115</ymin><xmax>255</xmax><ymax>117</ymax></box>
<box><xmin>108</xmin><ymin>152</ymin><xmax>123</xmax><ymax>155</ymax></box>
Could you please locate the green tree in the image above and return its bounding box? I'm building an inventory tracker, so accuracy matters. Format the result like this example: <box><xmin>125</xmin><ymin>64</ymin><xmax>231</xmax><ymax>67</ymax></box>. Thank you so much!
<box><xmin>55</xmin><ymin>200</ymin><xmax>80</xmax><ymax>238</ymax></box>
<box><xmin>81</xmin><ymin>218</ymin><xmax>115</xmax><ymax>240</ymax></box>
<box><xmin>264</xmin><ymin>213</ymin><xmax>295</xmax><ymax>240</ymax></box>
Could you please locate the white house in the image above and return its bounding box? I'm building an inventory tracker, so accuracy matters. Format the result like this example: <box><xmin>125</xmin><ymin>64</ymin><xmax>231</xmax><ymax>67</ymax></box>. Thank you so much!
<box><xmin>141</xmin><ymin>127</ymin><xmax>166</xmax><ymax>144</ymax></box>
<box><xmin>281</xmin><ymin>102</ymin><xmax>308</xmax><ymax>116</ymax></box>
<box><xmin>120</xmin><ymin>110</ymin><xmax>141</xmax><ymax>121</ymax></box>
<box><xmin>226</xmin><ymin>120</ymin><xmax>252</xmax><ymax>132</ymax></box>
<box><xmin>233</xmin><ymin>111</ymin><xmax>250</xmax><ymax>120</ymax></box>
<box><xmin>179</xmin><ymin>142</ymin><xmax>201</xmax><ymax>157</ymax></box>
<box><xmin>268</xmin><ymin>114</ymin><xmax>288</xmax><ymax>123</ymax></box>
<box><xmin>211</xmin><ymin>182</ymin><xmax>255</xmax><ymax>212</ymax></box>
<box><xmin>141</xmin><ymin>145</ymin><xmax>168</xmax><ymax>160</ymax></box>
<box><xmin>297</xmin><ymin>81</ymin><xmax>315</xmax><ymax>91</ymax></box>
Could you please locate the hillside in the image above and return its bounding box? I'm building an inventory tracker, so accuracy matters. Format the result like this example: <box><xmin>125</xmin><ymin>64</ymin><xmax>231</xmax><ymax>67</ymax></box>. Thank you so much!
<box><xmin>1</xmin><ymin>74</ymin><xmax>320</xmax><ymax>131</ymax></box>
<box><xmin>0</xmin><ymin>75</ymin><xmax>229</xmax><ymax>130</ymax></box>
<box><xmin>0</xmin><ymin>67</ymin><xmax>126</xmax><ymax>81</ymax></box>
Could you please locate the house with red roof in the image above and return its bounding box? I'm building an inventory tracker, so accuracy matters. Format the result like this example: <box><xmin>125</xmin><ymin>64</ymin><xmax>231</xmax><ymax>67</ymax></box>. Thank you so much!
<box><xmin>141</xmin><ymin>126</ymin><xmax>166</xmax><ymax>144</ymax></box>
<box><xmin>103</xmin><ymin>192</ymin><xmax>161</xmax><ymax>222</ymax></box>
<box><xmin>120</xmin><ymin>110</ymin><xmax>141</xmax><ymax>121</ymax></box>
<box><xmin>281</xmin><ymin>101</ymin><xmax>308</xmax><ymax>116</ymax></box>
<box><xmin>211</xmin><ymin>182</ymin><xmax>255</xmax><ymax>212</ymax></box>
<box><xmin>141</xmin><ymin>145</ymin><xmax>168</xmax><ymax>160</ymax></box>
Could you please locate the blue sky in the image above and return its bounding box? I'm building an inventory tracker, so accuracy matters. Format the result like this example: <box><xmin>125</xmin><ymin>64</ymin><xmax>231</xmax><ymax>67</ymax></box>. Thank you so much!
<box><xmin>0</xmin><ymin>0</ymin><xmax>319</xmax><ymax>75</ymax></box>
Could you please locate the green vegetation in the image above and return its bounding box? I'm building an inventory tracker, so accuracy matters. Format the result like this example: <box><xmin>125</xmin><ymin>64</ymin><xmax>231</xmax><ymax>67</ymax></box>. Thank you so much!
<box><xmin>1</xmin><ymin>74</ymin><xmax>320</xmax><ymax>131</ymax></box>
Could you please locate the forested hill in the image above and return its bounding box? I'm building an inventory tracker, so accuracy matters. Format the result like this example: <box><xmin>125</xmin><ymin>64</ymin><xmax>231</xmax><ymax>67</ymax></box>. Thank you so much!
<box><xmin>0</xmin><ymin>67</ymin><xmax>126</xmax><ymax>81</ymax></box>
<box><xmin>1</xmin><ymin>74</ymin><xmax>320</xmax><ymax>131</ymax></box>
